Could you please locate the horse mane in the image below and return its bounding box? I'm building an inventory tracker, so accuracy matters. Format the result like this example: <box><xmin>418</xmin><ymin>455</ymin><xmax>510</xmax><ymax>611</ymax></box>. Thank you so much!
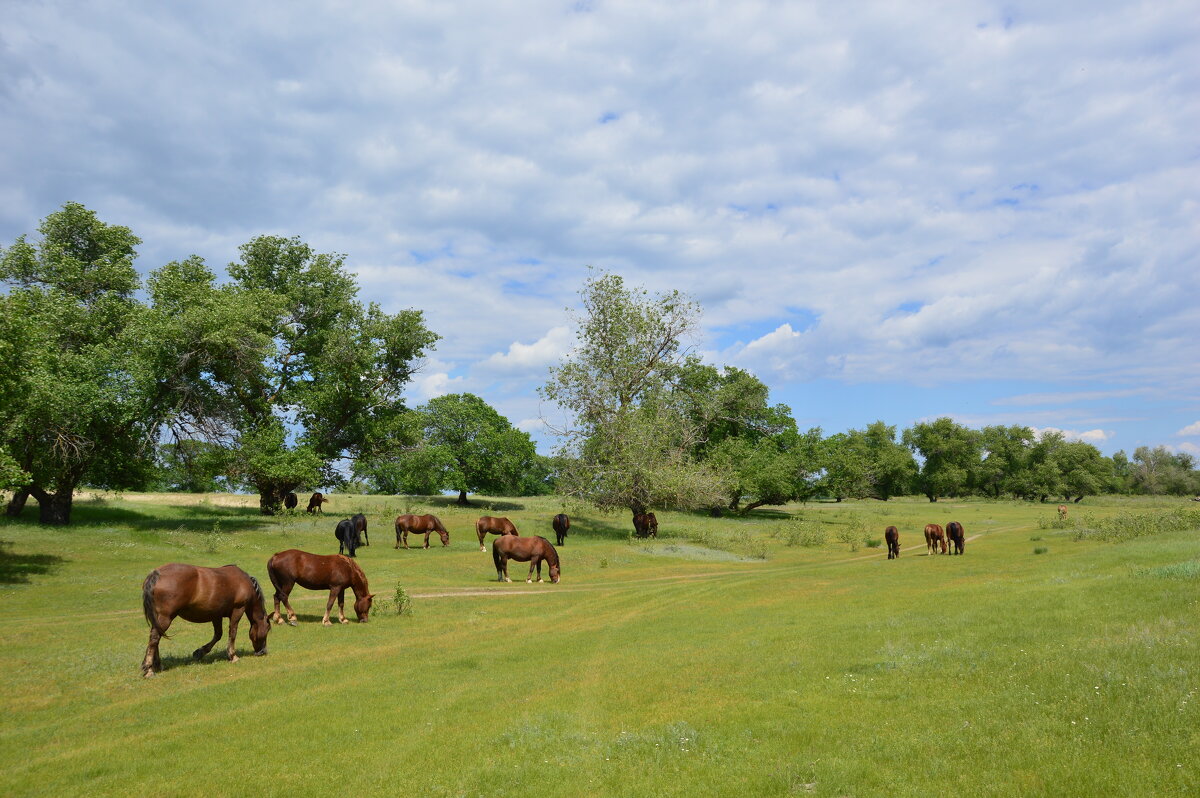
<box><xmin>248</xmin><ymin>574</ymin><xmax>267</xmax><ymax>617</ymax></box>
<box><xmin>345</xmin><ymin>556</ymin><xmax>369</xmax><ymax>594</ymax></box>
<box><xmin>536</xmin><ymin>536</ymin><xmax>560</xmax><ymax>566</ymax></box>
<box><xmin>433</xmin><ymin>515</ymin><xmax>447</xmax><ymax>532</ymax></box>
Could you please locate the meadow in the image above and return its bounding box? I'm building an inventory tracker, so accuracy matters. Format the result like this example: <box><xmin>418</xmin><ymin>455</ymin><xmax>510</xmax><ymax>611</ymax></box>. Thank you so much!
<box><xmin>1</xmin><ymin>492</ymin><xmax>1198</xmax><ymax>797</ymax></box>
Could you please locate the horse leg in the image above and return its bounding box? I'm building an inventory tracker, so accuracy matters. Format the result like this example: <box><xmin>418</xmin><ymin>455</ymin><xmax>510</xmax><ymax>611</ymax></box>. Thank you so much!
<box><xmin>142</xmin><ymin>614</ymin><xmax>172</xmax><ymax>676</ymax></box>
<box><xmin>193</xmin><ymin>619</ymin><xmax>223</xmax><ymax>660</ymax></box>
<box><xmin>527</xmin><ymin>558</ymin><xmax>537</xmax><ymax>583</ymax></box>
<box><xmin>403</xmin><ymin>530</ymin><xmax>411</xmax><ymax>549</ymax></box>
<box><xmin>478</xmin><ymin>530</ymin><xmax>486</xmax><ymax>552</ymax></box>
<box><xmin>322</xmin><ymin>589</ymin><xmax>337</xmax><ymax>626</ymax></box>
<box><xmin>337</xmin><ymin>588</ymin><xmax>349</xmax><ymax>624</ymax></box>
<box><xmin>424</xmin><ymin>531</ymin><xmax>430</xmax><ymax>549</ymax></box>
<box><xmin>226</xmin><ymin>607</ymin><xmax>244</xmax><ymax>663</ymax></box>
<box><xmin>276</xmin><ymin>582</ymin><xmax>298</xmax><ymax>626</ymax></box>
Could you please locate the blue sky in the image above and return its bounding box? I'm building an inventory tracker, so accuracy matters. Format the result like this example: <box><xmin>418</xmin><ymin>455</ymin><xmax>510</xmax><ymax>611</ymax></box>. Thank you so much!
<box><xmin>2</xmin><ymin>1</ymin><xmax>1198</xmax><ymax>458</ymax></box>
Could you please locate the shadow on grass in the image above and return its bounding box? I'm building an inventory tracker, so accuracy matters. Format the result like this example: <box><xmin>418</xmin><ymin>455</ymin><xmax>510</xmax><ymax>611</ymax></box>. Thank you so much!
<box><xmin>155</xmin><ymin>649</ymin><xmax>267</xmax><ymax>674</ymax></box>
<box><xmin>420</xmin><ymin>495</ymin><xmax>528</xmax><ymax>512</ymax></box>
<box><xmin>4</xmin><ymin>499</ymin><xmax>274</xmax><ymax>533</ymax></box>
<box><xmin>0</xmin><ymin>540</ymin><xmax>67</xmax><ymax>584</ymax></box>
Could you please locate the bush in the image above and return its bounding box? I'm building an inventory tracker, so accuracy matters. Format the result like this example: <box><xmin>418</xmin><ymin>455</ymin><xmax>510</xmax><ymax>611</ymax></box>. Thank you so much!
<box><xmin>782</xmin><ymin>522</ymin><xmax>826</xmax><ymax>548</ymax></box>
<box><xmin>865</xmin><ymin>537</ymin><xmax>883</xmax><ymax>549</ymax></box>
<box><xmin>835</xmin><ymin>526</ymin><xmax>860</xmax><ymax>552</ymax></box>
<box><xmin>1072</xmin><ymin>508</ymin><xmax>1200</xmax><ymax>543</ymax></box>
<box><xmin>1033</xmin><ymin>547</ymin><xmax>1048</xmax><ymax>555</ymax></box>
<box><xmin>393</xmin><ymin>582</ymin><xmax>413</xmax><ymax>616</ymax></box>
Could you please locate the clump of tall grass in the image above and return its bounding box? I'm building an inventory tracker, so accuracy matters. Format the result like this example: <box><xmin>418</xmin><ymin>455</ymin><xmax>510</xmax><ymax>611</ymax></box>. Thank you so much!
<box><xmin>1072</xmin><ymin>508</ymin><xmax>1200</xmax><ymax>542</ymax></box>
<box><xmin>1132</xmin><ymin>560</ymin><xmax>1200</xmax><ymax>580</ymax></box>
<box><xmin>777</xmin><ymin>521</ymin><xmax>827</xmax><ymax>548</ymax></box>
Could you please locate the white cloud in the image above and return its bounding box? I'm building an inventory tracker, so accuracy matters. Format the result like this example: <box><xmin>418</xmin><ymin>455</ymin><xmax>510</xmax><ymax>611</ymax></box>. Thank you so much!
<box><xmin>1032</xmin><ymin>427</ymin><xmax>1112</xmax><ymax>444</ymax></box>
<box><xmin>1177</xmin><ymin>421</ymin><xmax>1200</xmax><ymax>436</ymax></box>
<box><xmin>478</xmin><ymin>326</ymin><xmax>573</xmax><ymax>375</ymax></box>
<box><xmin>1179</xmin><ymin>442</ymin><xmax>1200</xmax><ymax>457</ymax></box>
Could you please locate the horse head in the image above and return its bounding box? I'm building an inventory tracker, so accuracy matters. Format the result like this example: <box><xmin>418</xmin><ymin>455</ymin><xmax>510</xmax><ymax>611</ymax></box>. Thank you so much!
<box><xmin>549</xmin><ymin>562</ymin><xmax>561</xmax><ymax>584</ymax></box>
<box><xmin>354</xmin><ymin>593</ymin><xmax>375</xmax><ymax>622</ymax></box>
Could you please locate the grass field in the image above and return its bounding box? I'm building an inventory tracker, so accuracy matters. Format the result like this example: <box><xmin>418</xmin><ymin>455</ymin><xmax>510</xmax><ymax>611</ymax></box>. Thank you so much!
<box><xmin>1</xmin><ymin>492</ymin><xmax>1198</xmax><ymax>796</ymax></box>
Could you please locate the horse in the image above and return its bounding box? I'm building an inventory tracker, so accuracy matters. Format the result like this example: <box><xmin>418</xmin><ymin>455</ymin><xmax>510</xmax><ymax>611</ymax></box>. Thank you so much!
<box><xmin>284</xmin><ymin>492</ymin><xmax>298</xmax><ymax>510</ymax></box>
<box><xmin>335</xmin><ymin>519</ymin><xmax>360</xmax><ymax>557</ymax></box>
<box><xmin>946</xmin><ymin>521</ymin><xmax>965</xmax><ymax>555</ymax></box>
<box><xmin>266</xmin><ymin>549</ymin><xmax>374</xmax><ymax>626</ymax></box>
<box><xmin>493</xmin><ymin>535</ymin><xmax>560</xmax><ymax>584</ymax></box>
<box><xmin>395</xmin><ymin>514</ymin><xmax>450</xmax><ymax>549</ymax></box>
<box><xmin>307</xmin><ymin>492</ymin><xmax>329</xmax><ymax>513</ymax></box>
<box><xmin>140</xmin><ymin>563</ymin><xmax>269</xmax><ymax>677</ymax></box>
<box><xmin>552</xmin><ymin>513</ymin><xmax>570</xmax><ymax>546</ymax></box>
<box><xmin>1057</xmin><ymin>505</ymin><xmax>1068</xmax><ymax>520</ymax></box>
<box><xmin>476</xmin><ymin>516</ymin><xmax>519</xmax><ymax>552</ymax></box>
<box><xmin>884</xmin><ymin>526</ymin><xmax>900</xmax><ymax>559</ymax></box>
<box><xmin>351</xmin><ymin>513</ymin><xmax>369</xmax><ymax>546</ymax></box>
<box><xmin>924</xmin><ymin>524</ymin><xmax>946</xmax><ymax>555</ymax></box>
<box><xmin>632</xmin><ymin>511</ymin><xmax>658</xmax><ymax>539</ymax></box>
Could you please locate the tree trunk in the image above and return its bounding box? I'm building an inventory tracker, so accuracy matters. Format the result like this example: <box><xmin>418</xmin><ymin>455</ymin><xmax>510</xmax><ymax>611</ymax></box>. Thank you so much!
<box><xmin>708</xmin><ymin>506</ymin><xmax>723</xmax><ymax>517</ymax></box>
<box><xmin>5</xmin><ymin>488</ymin><xmax>30</xmax><ymax>517</ymax></box>
<box><xmin>1074</xmin><ymin>495</ymin><xmax>1084</xmax><ymax>503</ymax></box>
<box><xmin>31</xmin><ymin>489</ymin><xmax>72</xmax><ymax>525</ymax></box>
<box><xmin>257</xmin><ymin>484</ymin><xmax>294</xmax><ymax>515</ymax></box>
<box><xmin>456</xmin><ymin>489</ymin><xmax>470</xmax><ymax>506</ymax></box>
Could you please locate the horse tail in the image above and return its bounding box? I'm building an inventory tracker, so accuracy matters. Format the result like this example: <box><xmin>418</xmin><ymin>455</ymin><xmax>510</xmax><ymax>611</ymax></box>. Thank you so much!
<box><xmin>492</xmin><ymin>540</ymin><xmax>502</xmax><ymax>571</ymax></box>
<box><xmin>142</xmin><ymin>569</ymin><xmax>171</xmax><ymax>638</ymax></box>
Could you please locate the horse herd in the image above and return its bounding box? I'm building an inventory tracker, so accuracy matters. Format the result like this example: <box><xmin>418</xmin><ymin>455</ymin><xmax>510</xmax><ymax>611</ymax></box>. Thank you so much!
<box><xmin>140</xmin><ymin>507</ymin><xmax>569</xmax><ymax>677</ymax></box>
<box><xmin>882</xmin><ymin>520</ymin><xmax>968</xmax><ymax>559</ymax></box>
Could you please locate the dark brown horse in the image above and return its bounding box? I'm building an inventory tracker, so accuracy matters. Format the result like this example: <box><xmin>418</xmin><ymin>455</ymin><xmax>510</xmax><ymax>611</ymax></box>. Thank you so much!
<box><xmin>552</xmin><ymin>513</ymin><xmax>570</xmax><ymax>546</ymax></box>
<box><xmin>476</xmin><ymin>515</ymin><xmax>519</xmax><ymax>552</ymax></box>
<box><xmin>885</xmin><ymin>525</ymin><xmax>900</xmax><ymax>559</ymax></box>
<box><xmin>493</xmin><ymin>535</ymin><xmax>560</xmax><ymax>583</ymax></box>
<box><xmin>284</xmin><ymin>492</ymin><xmax>298</xmax><ymax>510</ymax></box>
<box><xmin>307</xmin><ymin>492</ymin><xmax>329</xmax><ymax>513</ymax></box>
<box><xmin>946</xmin><ymin>521</ymin><xmax>965</xmax><ymax>555</ymax></box>
<box><xmin>140</xmin><ymin>563</ymin><xmax>269</xmax><ymax>677</ymax></box>
<box><xmin>632</xmin><ymin>511</ymin><xmax>658</xmax><ymax>539</ymax></box>
<box><xmin>924</xmin><ymin>523</ymin><xmax>947</xmax><ymax>555</ymax></box>
<box><xmin>266</xmin><ymin>549</ymin><xmax>374</xmax><ymax>626</ymax></box>
<box><xmin>395</xmin><ymin>514</ymin><xmax>450</xmax><ymax>549</ymax></box>
<box><xmin>351</xmin><ymin>513</ymin><xmax>369</xmax><ymax>546</ymax></box>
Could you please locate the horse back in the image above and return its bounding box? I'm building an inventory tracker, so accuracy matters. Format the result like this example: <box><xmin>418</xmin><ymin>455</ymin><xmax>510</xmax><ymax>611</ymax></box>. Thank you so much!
<box><xmin>153</xmin><ymin>563</ymin><xmax>256</xmax><ymax>621</ymax></box>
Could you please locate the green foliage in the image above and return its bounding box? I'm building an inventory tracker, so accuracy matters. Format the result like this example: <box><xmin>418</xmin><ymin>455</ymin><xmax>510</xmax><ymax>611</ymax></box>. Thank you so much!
<box><xmin>822</xmin><ymin>421</ymin><xmax>916</xmax><ymax>501</ymax></box>
<box><xmin>902</xmin><ymin>417</ymin><xmax>982</xmax><ymax>502</ymax></box>
<box><xmin>1133</xmin><ymin>560</ymin><xmax>1200</xmax><ymax>579</ymax></box>
<box><xmin>1072</xmin><ymin>507</ymin><xmax>1200</xmax><ymax>542</ymax></box>
<box><xmin>153</xmin><ymin>441</ymin><xmax>229</xmax><ymax>493</ymax></box>
<box><xmin>1129</xmin><ymin>446</ymin><xmax>1200</xmax><ymax>496</ymax></box>
<box><xmin>1033</xmin><ymin>546</ymin><xmax>1049</xmax><ymax>554</ymax></box>
<box><xmin>393</xmin><ymin>582</ymin><xmax>414</xmax><ymax>616</ymax></box>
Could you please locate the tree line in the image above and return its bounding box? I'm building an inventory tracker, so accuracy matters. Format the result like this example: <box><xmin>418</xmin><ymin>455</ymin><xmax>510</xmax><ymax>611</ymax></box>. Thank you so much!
<box><xmin>2</xmin><ymin>205</ymin><xmax>1196</xmax><ymax>525</ymax></box>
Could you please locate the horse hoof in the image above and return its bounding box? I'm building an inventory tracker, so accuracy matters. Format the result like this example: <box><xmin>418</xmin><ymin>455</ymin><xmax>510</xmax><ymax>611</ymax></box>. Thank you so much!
<box><xmin>192</xmin><ymin>649</ymin><xmax>204</xmax><ymax>660</ymax></box>
<box><xmin>340</xmin><ymin>619</ymin><xmax>349</xmax><ymax>625</ymax></box>
<box><xmin>142</xmin><ymin>669</ymin><xmax>156</xmax><ymax>678</ymax></box>
<box><xmin>537</xmin><ymin>578</ymin><xmax>544</xmax><ymax>583</ymax></box>
<box><xmin>322</xmin><ymin>620</ymin><xmax>332</xmax><ymax>627</ymax></box>
<box><xmin>229</xmin><ymin>655</ymin><xmax>239</xmax><ymax>664</ymax></box>
<box><xmin>287</xmin><ymin>619</ymin><xmax>297</xmax><ymax>627</ymax></box>
<box><xmin>526</xmin><ymin>578</ymin><xmax>532</xmax><ymax>583</ymax></box>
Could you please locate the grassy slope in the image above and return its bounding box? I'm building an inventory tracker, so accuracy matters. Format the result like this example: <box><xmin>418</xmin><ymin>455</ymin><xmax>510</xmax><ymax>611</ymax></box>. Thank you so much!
<box><xmin>1</xmin><ymin>493</ymin><xmax>1197</xmax><ymax>797</ymax></box>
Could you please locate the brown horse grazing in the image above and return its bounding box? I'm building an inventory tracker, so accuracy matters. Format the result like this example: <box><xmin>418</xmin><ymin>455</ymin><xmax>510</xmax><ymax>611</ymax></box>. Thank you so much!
<box><xmin>141</xmin><ymin>563</ymin><xmax>269</xmax><ymax>677</ymax></box>
<box><xmin>493</xmin><ymin>535</ymin><xmax>560</xmax><ymax>583</ymax></box>
<box><xmin>284</xmin><ymin>492</ymin><xmax>298</xmax><ymax>510</ymax></box>
<box><xmin>946</xmin><ymin>521</ymin><xmax>965</xmax><ymax>555</ymax></box>
<box><xmin>884</xmin><ymin>526</ymin><xmax>900</xmax><ymax>559</ymax></box>
<box><xmin>1057</xmin><ymin>505</ymin><xmax>1068</xmax><ymax>520</ymax></box>
<box><xmin>395</xmin><ymin>514</ymin><xmax>450</xmax><ymax>549</ymax></box>
<box><xmin>266</xmin><ymin>549</ymin><xmax>374</xmax><ymax>626</ymax></box>
<box><xmin>924</xmin><ymin>524</ymin><xmax>946</xmax><ymax>555</ymax></box>
<box><xmin>307</xmin><ymin>492</ymin><xmax>329</xmax><ymax>513</ymax></box>
<box><xmin>476</xmin><ymin>516</ymin><xmax>519</xmax><ymax>552</ymax></box>
<box><xmin>351</xmin><ymin>513</ymin><xmax>369</xmax><ymax>546</ymax></box>
<box><xmin>552</xmin><ymin>513</ymin><xmax>570</xmax><ymax>546</ymax></box>
<box><xmin>632</xmin><ymin>511</ymin><xmax>658</xmax><ymax>539</ymax></box>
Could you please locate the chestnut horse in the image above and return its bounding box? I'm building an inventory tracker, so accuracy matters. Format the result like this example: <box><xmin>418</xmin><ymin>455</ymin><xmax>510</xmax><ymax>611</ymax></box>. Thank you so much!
<box><xmin>885</xmin><ymin>526</ymin><xmax>900</xmax><ymax>559</ymax></box>
<box><xmin>284</xmin><ymin>492</ymin><xmax>298</xmax><ymax>510</ymax></box>
<box><xmin>493</xmin><ymin>535</ymin><xmax>560</xmax><ymax>583</ymax></box>
<box><xmin>924</xmin><ymin>524</ymin><xmax>947</xmax><ymax>555</ymax></box>
<box><xmin>1057</xmin><ymin>505</ymin><xmax>1068</xmax><ymax>520</ymax></box>
<box><xmin>632</xmin><ymin>511</ymin><xmax>658</xmax><ymax>539</ymax></box>
<box><xmin>476</xmin><ymin>516</ymin><xmax>519</xmax><ymax>552</ymax></box>
<box><xmin>266</xmin><ymin>549</ymin><xmax>374</xmax><ymax>626</ymax></box>
<box><xmin>552</xmin><ymin>513</ymin><xmax>570</xmax><ymax>546</ymax></box>
<box><xmin>351</xmin><ymin>513</ymin><xmax>369</xmax><ymax>546</ymax></box>
<box><xmin>334</xmin><ymin>518</ymin><xmax>360</xmax><ymax>557</ymax></box>
<box><xmin>946</xmin><ymin>521</ymin><xmax>965</xmax><ymax>555</ymax></box>
<box><xmin>395</xmin><ymin>514</ymin><xmax>450</xmax><ymax>549</ymax></box>
<box><xmin>307</xmin><ymin>492</ymin><xmax>329</xmax><ymax>513</ymax></box>
<box><xmin>140</xmin><ymin>563</ymin><xmax>269</xmax><ymax>677</ymax></box>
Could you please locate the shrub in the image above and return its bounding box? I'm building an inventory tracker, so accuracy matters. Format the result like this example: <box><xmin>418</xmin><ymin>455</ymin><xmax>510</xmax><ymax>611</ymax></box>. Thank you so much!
<box><xmin>1033</xmin><ymin>547</ymin><xmax>1048</xmax><ymax>555</ymax></box>
<box><xmin>835</xmin><ymin>527</ymin><xmax>860</xmax><ymax>552</ymax></box>
<box><xmin>782</xmin><ymin>522</ymin><xmax>826</xmax><ymax>548</ymax></box>
<box><xmin>1072</xmin><ymin>508</ymin><xmax>1200</xmax><ymax>543</ymax></box>
<box><xmin>865</xmin><ymin>537</ymin><xmax>883</xmax><ymax>549</ymax></box>
<box><xmin>393</xmin><ymin>582</ymin><xmax>413</xmax><ymax>616</ymax></box>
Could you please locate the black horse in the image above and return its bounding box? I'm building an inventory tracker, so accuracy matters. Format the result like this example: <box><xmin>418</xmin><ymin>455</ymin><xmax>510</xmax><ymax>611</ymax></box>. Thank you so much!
<box><xmin>335</xmin><ymin>519</ymin><xmax>360</xmax><ymax>557</ymax></box>
<box><xmin>552</xmin><ymin>513</ymin><xmax>570</xmax><ymax>546</ymax></box>
<box><xmin>351</xmin><ymin>513</ymin><xmax>369</xmax><ymax>547</ymax></box>
<box><xmin>946</xmin><ymin>521</ymin><xmax>965</xmax><ymax>555</ymax></box>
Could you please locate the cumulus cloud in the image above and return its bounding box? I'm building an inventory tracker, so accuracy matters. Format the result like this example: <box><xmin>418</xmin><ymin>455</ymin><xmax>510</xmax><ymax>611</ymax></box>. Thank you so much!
<box><xmin>478</xmin><ymin>326</ymin><xmax>573</xmax><ymax>376</ymax></box>
<box><xmin>1177</xmin><ymin>421</ymin><xmax>1200</xmax><ymax>437</ymax></box>
<box><xmin>1032</xmin><ymin>427</ymin><xmax>1112</xmax><ymax>444</ymax></box>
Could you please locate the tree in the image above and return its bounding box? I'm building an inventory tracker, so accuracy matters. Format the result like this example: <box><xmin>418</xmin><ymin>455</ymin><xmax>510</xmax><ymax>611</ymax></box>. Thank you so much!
<box><xmin>154</xmin><ymin>441</ymin><xmax>228</xmax><ymax>493</ymax></box>
<box><xmin>0</xmin><ymin>204</ymin><xmax>179</xmax><ymax>523</ymax></box>
<box><xmin>194</xmin><ymin>236</ymin><xmax>439</xmax><ymax>514</ymax></box>
<box><xmin>541</xmin><ymin>271</ymin><xmax>725</xmax><ymax>514</ymax></box>
<box><xmin>902</xmin><ymin>417</ymin><xmax>982</xmax><ymax>502</ymax></box>
<box><xmin>978</xmin><ymin>425</ymin><xmax>1035</xmax><ymax>499</ymax></box>
<box><xmin>821</xmin><ymin>422</ymin><xmax>916</xmax><ymax>501</ymax></box>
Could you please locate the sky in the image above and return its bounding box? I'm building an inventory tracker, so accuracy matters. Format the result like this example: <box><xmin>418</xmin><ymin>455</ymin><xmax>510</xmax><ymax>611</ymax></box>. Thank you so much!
<box><xmin>2</xmin><ymin>0</ymin><xmax>1198</xmax><ymax>458</ymax></box>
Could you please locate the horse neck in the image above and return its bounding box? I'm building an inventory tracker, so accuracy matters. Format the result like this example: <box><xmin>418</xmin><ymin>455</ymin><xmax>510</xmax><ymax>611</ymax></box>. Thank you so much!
<box><xmin>347</xmin><ymin>561</ymin><xmax>369</xmax><ymax>597</ymax></box>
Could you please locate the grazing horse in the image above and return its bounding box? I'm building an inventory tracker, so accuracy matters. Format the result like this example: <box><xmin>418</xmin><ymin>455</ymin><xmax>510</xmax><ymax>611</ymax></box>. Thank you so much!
<box><xmin>266</xmin><ymin>549</ymin><xmax>374</xmax><ymax>626</ymax></box>
<box><xmin>140</xmin><ymin>563</ymin><xmax>269</xmax><ymax>677</ymax></box>
<box><xmin>335</xmin><ymin>519</ymin><xmax>360</xmax><ymax>557</ymax></box>
<box><xmin>884</xmin><ymin>526</ymin><xmax>900</xmax><ymax>559</ymax></box>
<box><xmin>552</xmin><ymin>513</ymin><xmax>570</xmax><ymax>546</ymax></box>
<box><xmin>946</xmin><ymin>521</ymin><xmax>965</xmax><ymax>555</ymax></box>
<box><xmin>493</xmin><ymin>535</ymin><xmax>560</xmax><ymax>584</ymax></box>
<box><xmin>632</xmin><ymin>511</ymin><xmax>658</xmax><ymax>539</ymax></box>
<box><xmin>284</xmin><ymin>492</ymin><xmax>298</xmax><ymax>510</ymax></box>
<box><xmin>476</xmin><ymin>516</ymin><xmax>519</xmax><ymax>552</ymax></box>
<box><xmin>351</xmin><ymin>513</ymin><xmax>369</xmax><ymax>547</ymax></box>
<box><xmin>1057</xmin><ymin>505</ymin><xmax>1069</xmax><ymax>520</ymax></box>
<box><xmin>307</xmin><ymin>492</ymin><xmax>329</xmax><ymax>513</ymax></box>
<box><xmin>394</xmin><ymin>514</ymin><xmax>450</xmax><ymax>549</ymax></box>
<box><xmin>924</xmin><ymin>524</ymin><xmax>947</xmax><ymax>555</ymax></box>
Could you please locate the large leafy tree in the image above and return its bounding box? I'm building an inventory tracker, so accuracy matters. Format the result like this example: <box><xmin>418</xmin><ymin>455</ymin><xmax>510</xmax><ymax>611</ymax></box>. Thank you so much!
<box><xmin>822</xmin><ymin>422</ymin><xmax>915</xmax><ymax>501</ymax></box>
<box><xmin>977</xmin><ymin>425</ymin><xmax>1036</xmax><ymax>499</ymax></box>
<box><xmin>0</xmin><ymin>204</ymin><xmax>217</xmax><ymax>524</ymax></box>
<box><xmin>201</xmin><ymin>236</ymin><xmax>439</xmax><ymax>514</ymax></box>
<box><xmin>902</xmin><ymin>417</ymin><xmax>982</xmax><ymax>502</ymax></box>
<box><xmin>541</xmin><ymin>271</ymin><xmax>725</xmax><ymax>514</ymax></box>
<box><xmin>356</xmin><ymin>393</ymin><xmax>539</xmax><ymax>504</ymax></box>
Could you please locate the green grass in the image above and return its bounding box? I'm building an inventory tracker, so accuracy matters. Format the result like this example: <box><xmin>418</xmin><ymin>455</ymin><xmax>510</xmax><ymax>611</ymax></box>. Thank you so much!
<box><xmin>1</xmin><ymin>493</ymin><xmax>1199</xmax><ymax>796</ymax></box>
